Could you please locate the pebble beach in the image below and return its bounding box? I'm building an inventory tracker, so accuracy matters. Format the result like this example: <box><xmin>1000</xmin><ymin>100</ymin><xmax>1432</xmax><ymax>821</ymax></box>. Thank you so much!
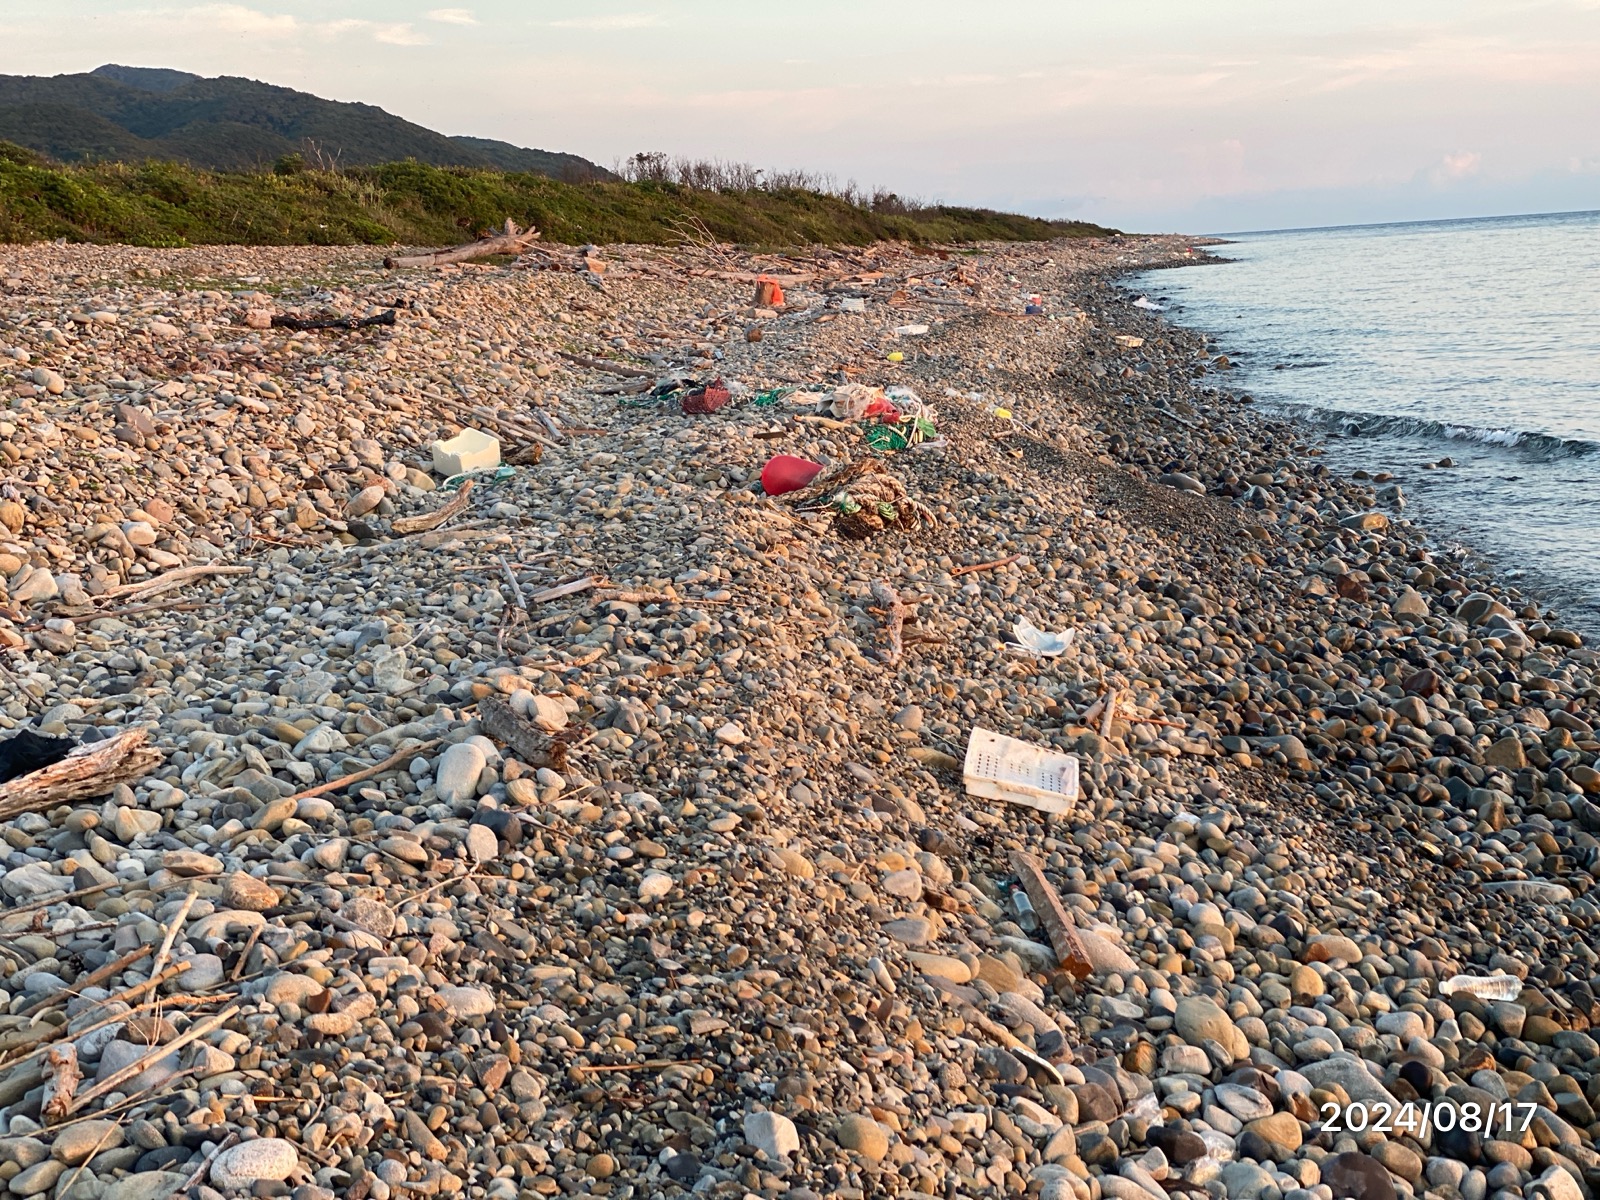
<box><xmin>0</xmin><ymin>232</ymin><xmax>1596</xmax><ymax>1200</ymax></box>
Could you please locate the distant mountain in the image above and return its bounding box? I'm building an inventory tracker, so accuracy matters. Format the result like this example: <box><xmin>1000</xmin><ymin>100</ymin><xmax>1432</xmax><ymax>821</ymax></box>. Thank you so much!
<box><xmin>0</xmin><ymin>65</ymin><xmax>612</xmax><ymax>180</ymax></box>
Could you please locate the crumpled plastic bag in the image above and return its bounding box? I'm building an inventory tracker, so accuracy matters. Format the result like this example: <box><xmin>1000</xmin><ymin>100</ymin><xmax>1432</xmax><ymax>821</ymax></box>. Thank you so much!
<box><xmin>1013</xmin><ymin>616</ymin><xmax>1074</xmax><ymax>657</ymax></box>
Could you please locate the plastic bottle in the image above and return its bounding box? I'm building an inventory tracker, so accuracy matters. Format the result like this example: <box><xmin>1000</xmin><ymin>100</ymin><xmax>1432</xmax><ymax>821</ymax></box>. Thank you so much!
<box><xmin>1438</xmin><ymin>974</ymin><xmax>1522</xmax><ymax>1000</ymax></box>
<box><xmin>1010</xmin><ymin>884</ymin><xmax>1039</xmax><ymax>934</ymax></box>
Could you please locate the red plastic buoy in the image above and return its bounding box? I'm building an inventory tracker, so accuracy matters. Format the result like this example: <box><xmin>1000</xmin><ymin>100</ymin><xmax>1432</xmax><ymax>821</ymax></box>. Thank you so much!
<box><xmin>761</xmin><ymin>455</ymin><xmax>823</xmax><ymax>496</ymax></box>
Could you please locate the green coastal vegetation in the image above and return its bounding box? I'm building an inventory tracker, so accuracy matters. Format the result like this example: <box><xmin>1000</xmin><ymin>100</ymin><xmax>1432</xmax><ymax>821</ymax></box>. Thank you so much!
<box><xmin>0</xmin><ymin>145</ymin><xmax>1112</xmax><ymax>249</ymax></box>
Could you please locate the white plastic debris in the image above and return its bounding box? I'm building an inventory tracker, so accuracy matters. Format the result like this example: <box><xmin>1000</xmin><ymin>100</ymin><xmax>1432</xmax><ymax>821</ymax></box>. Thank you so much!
<box><xmin>1132</xmin><ymin>295</ymin><xmax>1164</xmax><ymax>311</ymax></box>
<box><xmin>963</xmin><ymin>727</ymin><xmax>1079</xmax><ymax>816</ymax></box>
<box><xmin>430</xmin><ymin>428</ymin><xmax>500</xmax><ymax>476</ymax></box>
<box><xmin>1482</xmin><ymin>880</ymin><xmax>1572</xmax><ymax>902</ymax></box>
<box><xmin>1439</xmin><ymin>974</ymin><xmax>1523</xmax><ymax>1000</ymax></box>
<box><xmin>839</xmin><ymin>297</ymin><xmax>866</xmax><ymax>313</ymax></box>
<box><xmin>1013</xmin><ymin>617</ymin><xmax>1075</xmax><ymax>657</ymax></box>
<box><xmin>893</xmin><ymin>323</ymin><xmax>930</xmax><ymax>337</ymax></box>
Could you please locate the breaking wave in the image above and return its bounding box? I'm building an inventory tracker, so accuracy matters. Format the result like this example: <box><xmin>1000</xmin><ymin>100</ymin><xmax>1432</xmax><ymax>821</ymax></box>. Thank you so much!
<box><xmin>1266</xmin><ymin>403</ymin><xmax>1599</xmax><ymax>460</ymax></box>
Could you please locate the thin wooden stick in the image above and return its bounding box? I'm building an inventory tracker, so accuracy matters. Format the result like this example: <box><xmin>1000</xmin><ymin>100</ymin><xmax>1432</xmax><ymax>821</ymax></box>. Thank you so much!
<box><xmin>951</xmin><ymin>554</ymin><xmax>1021</xmax><ymax>577</ymax></box>
<box><xmin>280</xmin><ymin>738</ymin><xmax>442</xmax><ymax>805</ymax></box>
<box><xmin>13</xmin><ymin>945</ymin><xmax>153</xmax><ymax>1022</ymax></box>
<box><xmin>2</xmin><ymin>879</ymin><xmax>120</xmax><ymax>921</ymax></box>
<box><xmin>65</xmin><ymin>1004</ymin><xmax>238</xmax><ymax>1115</ymax></box>
<box><xmin>498</xmin><ymin>555</ymin><xmax>528</xmax><ymax>611</ymax></box>
<box><xmin>230</xmin><ymin>923</ymin><xmax>264</xmax><ymax>983</ymax></box>
<box><xmin>172</xmin><ymin>1130</ymin><xmax>237</xmax><ymax>1194</ymax></box>
<box><xmin>570</xmin><ymin>1058</ymin><xmax>703</xmax><ymax>1074</ymax></box>
<box><xmin>54</xmin><ymin>1115</ymin><xmax>121</xmax><ymax>1192</ymax></box>
<box><xmin>555</xmin><ymin>351</ymin><xmax>654</xmax><ymax>378</ymax></box>
<box><xmin>11</xmin><ymin>929</ymin><xmax>106</xmax><ymax>970</ymax></box>
<box><xmin>41</xmin><ymin>1070</ymin><xmax>196</xmax><ymax>1133</ymax></box>
<box><xmin>147</xmin><ymin>891</ymin><xmax>195</xmax><ymax>984</ymax></box>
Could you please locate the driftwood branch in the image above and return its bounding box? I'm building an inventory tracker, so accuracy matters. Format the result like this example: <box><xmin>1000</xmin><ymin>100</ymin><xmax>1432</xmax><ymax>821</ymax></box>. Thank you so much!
<box><xmin>555</xmin><ymin>351</ymin><xmax>655</xmax><ymax>378</ymax></box>
<box><xmin>392</xmin><ymin>481</ymin><xmax>474</xmax><ymax>536</ymax></box>
<box><xmin>528</xmin><ymin>575</ymin><xmax>603</xmax><ymax>603</ymax></box>
<box><xmin>0</xmin><ymin>729</ymin><xmax>162</xmax><ymax>822</ymax></box>
<box><xmin>64</xmin><ymin>1004</ymin><xmax>239</xmax><ymax>1115</ymax></box>
<box><xmin>96</xmin><ymin>564</ymin><xmax>251</xmax><ymax>604</ymax></box>
<box><xmin>1010</xmin><ymin>852</ymin><xmax>1094</xmax><ymax>980</ymax></box>
<box><xmin>271</xmin><ymin>310</ymin><xmax>396</xmax><ymax>332</ymax></box>
<box><xmin>385</xmin><ymin>219</ymin><xmax>540</xmax><ymax>269</ymax></box>
<box><xmin>478</xmin><ymin>696</ymin><xmax>565</xmax><ymax>771</ymax></box>
<box><xmin>870</xmin><ymin>582</ymin><xmax>911</xmax><ymax>666</ymax></box>
<box><xmin>435</xmin><ymin>388</ymin><xmax>558</xmax><ymax>450</ymax></box>
<box><xmin>951</xmin><ymin>554</ymin><xmax>1021</xmax><ymax>577</ymax></box>
<box><xmin>40</xmin><ymin>1045</ymin><xmax>80</xmax><ymax>1121</ymax></box>
<box><xmin>281</xmin><ymin>738</ymin><xmax>443</xmax><ymax>805</ymax></box>
<box><xmin>1099</xmin><ymin>688</ymin><xmax>1119</xmax><ymax>742</ymax></box>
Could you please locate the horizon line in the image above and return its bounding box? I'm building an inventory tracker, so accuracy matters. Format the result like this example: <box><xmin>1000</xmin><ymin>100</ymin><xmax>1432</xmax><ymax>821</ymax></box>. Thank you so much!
<box><xmin>1204</xmin><ymin>206</ymin><xmax>1600</xmax><ymax>238</ymax></box>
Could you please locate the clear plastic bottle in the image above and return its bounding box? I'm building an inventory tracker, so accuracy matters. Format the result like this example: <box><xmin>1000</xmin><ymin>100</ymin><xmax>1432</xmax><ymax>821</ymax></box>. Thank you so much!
<box><xmin>1010</xmin><ymin>884</ymin><xmax>1040</xmax><ymax>934</ymax></box>
<box><xmin>1438</xmin><ymin>974</ymin><xmax>1523</xmax><ymax>1000</ymax></box>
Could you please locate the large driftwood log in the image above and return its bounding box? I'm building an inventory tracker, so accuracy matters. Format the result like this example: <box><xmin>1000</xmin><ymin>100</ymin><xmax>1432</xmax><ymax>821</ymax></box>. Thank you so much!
<box><xmin>385</xmin><ymin>219</ymin><xmax>540</xmax><ymax>269</ymax></box>
<box><xmin>0</xmin><ymin>729</ymin><xmax>163</xmax><ymax>821</ymax></box>
<box><xmin>271</xmin><ymin>310</ymin><xmax>395</xmax><ymax>332</ymax></box>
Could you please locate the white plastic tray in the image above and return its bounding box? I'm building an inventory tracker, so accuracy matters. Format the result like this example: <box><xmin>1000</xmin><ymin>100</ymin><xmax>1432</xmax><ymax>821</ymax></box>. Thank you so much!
<box><xmin>963</xmin><ymin>727</ymin><xmax>1079</xmax><ymax>816</ymax></box>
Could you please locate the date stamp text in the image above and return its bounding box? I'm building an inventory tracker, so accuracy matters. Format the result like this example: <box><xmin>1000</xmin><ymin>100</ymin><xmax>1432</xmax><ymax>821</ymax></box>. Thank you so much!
<box><xmin>1318</xmin><ymin>1101</ymin><xmax>1536</xmax><ymax>1137</ymax></box>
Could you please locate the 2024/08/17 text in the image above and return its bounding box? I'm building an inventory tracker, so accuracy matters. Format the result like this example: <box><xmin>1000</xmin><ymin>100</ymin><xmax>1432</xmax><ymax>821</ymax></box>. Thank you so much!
<box><xmin>1320</xmin><ymin>1100</ymin><xmax>1537</xmax><ymax>1137</ymax></box>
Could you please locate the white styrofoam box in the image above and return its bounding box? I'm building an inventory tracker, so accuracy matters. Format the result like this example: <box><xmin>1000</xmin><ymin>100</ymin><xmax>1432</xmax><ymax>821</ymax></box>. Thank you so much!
<box><xmin>430</xmin><ymin>428</ymin><xmax>500</xmax><ymax>476</ymax></box>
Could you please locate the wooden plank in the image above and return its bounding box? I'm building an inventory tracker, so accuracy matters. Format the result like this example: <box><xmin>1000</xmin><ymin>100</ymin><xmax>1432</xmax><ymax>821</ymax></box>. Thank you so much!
<box><xmin>1010</xmin><ymin>851</ymin><xmax>1093</xmax><ymax>979</ymax></box>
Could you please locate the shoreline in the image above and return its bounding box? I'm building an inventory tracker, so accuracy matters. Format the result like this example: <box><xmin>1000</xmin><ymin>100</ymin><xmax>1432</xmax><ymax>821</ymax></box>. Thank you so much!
<box><xmin>1125</xmin><ymin>211</ymin><xmax>1600</xmax><ymax>645</ymax></box>
<box><xmin>0</xmin><ymin>235</ymin><xmax>1598</xmax><ymax>1199</ymax></box>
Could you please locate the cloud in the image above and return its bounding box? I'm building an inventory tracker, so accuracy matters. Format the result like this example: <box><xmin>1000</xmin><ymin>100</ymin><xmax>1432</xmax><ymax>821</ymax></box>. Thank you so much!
<box><xmin>137</xmin><ymin>6</ymin><xmax>428</xmax><ymax>45</ymax></box>
<box><xmin>178</xmin><ymin>4</ymin><xmax>298</xmax><ymax>36</ymax></box>
<box><xmin>548</xmin><ymin>13</ymin><xmax>665</xmax><ymax>31</ymax></box>
<box><xmin>373</xmin><ymin>23</ymin><xmax>428</xmax><ymax>45</ymax></box>
<box><xmin>426</xmin><ymin>8</ymin><xmax>477</xmax><ymax>25</ymax></box>
<box><xmin>1433</xmin><ymin>150</ymin><xmax>1483</xmax><ymax>184</ymax></box>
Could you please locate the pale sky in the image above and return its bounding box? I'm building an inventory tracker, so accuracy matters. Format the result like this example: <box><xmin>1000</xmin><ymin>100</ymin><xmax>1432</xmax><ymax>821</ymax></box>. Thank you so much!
<box><xmin>3</xmin><ymin>1</ymin><xmax>1598</xmax><ymax>231</ymax></box>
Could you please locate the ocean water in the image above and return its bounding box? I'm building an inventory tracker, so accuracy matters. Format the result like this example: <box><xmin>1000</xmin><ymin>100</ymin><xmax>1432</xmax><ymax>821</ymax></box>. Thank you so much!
<box><xmin>1131</xmin><ymin>210</ymin><xmax>1600</xmax><ymax>629</ymax></box>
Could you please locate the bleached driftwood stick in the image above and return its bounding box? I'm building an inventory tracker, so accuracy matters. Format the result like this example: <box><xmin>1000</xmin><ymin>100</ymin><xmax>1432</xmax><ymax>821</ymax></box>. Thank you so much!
<box><xmin>871</xmin><ymin>582</ymin><xmax>911</xmax><ymax>666</ymax></box>
<box><xmin>385</xmin><ymin>219</ymin><xmax>540</xmax><ymax>269</ymax></box>
<box><xmin>0</xmin><ymin>729</ymin><xmax>162</xmax><ymax>821</ymax></box>
<box><xmin>392</xmin><ymin>480</ymin><xmax>475</xmax><ymax>536</ymax></box>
